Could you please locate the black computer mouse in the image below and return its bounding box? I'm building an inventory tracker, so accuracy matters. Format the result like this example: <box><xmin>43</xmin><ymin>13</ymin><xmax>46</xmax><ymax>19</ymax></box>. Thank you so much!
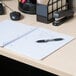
<box><xmin>10</xmin><ymin>11</ymin><xmax>21</xmax><ymax>21</ymax></box>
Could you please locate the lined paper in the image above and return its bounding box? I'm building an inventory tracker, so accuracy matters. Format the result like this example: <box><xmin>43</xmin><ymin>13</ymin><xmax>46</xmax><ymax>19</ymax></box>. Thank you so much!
<box><xmin>0</xmin><ymin>20</ymin><xmax>36</xmax><ymax>47</ymax></box>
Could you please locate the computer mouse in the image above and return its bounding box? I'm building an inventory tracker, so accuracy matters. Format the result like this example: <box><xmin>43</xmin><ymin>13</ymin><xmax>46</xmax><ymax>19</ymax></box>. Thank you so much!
<box><xmin>10</xmin><ymin>11</ymin><xmax>21</xmax><ymax>21</ymax></box>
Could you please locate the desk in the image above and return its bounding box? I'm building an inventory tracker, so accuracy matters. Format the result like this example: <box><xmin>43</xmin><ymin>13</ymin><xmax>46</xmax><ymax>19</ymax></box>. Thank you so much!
<box><xmin>0</xmin><ymin>0</ymin><xmax>76</xmax><ymax>76</ymax></box>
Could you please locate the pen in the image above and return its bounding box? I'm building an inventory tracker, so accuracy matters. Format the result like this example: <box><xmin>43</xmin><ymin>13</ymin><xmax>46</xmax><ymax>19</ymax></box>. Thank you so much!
<box><xmin>20</xmin><ymin>0</ymin><xmax>27</xmax><ymax>4</ymax></box>
<box><xmin>36</xmin><ymin>38</ymin><xmax>63</xmax><ymax>43</ymax></box>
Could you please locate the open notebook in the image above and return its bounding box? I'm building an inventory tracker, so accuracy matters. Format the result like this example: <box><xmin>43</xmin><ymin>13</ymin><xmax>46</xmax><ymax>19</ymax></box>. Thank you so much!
<box><xmin>0</xmin><ymin>20</ymin><xmax>74</xmax><ymax>60</ymax></box>
<box><xmin>0</xmin><ymin>20</ymin><xmax>37</xmax><ymax>47</ymax></box>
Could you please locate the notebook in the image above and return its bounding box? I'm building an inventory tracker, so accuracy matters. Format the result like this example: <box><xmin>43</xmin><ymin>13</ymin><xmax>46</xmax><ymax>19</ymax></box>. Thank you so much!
<box><xmin>0</xmin><ymin>20</ymin><xmax>37</xmax><ymax>47</ymax></box>
<box><xmin>0</xmin><ymin>20</ymin><xmax>74</xmax><ymax>60</ymax></box>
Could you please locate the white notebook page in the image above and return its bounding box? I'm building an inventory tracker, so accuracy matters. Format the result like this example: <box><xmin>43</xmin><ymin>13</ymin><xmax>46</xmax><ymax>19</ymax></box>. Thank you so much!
<box><xmin>0</xmin><ymin>20</ymin><xmax>36</xmax><ymax>47</ymax></box>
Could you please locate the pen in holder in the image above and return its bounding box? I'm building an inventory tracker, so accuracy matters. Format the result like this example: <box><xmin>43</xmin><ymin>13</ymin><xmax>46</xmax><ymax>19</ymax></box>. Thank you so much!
<box><xmin>36</xmin><ymin>0</ymin><xmax>74</xmax><ymax>24</ymax></box>
<box><xmin>18</xmin><ymin>0</ymin><xmax>36</xmax><ymax>14</ymax></box>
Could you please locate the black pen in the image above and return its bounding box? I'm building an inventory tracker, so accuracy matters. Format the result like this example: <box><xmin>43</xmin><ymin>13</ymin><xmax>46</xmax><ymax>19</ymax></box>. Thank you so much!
<box><xmin>36</xmin><ymin>38</ymin><xmax>63</xmax><ymax>43</ymax></box>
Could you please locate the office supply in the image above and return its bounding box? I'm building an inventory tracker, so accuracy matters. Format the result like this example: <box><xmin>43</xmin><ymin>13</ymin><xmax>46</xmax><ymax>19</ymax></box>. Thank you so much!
<box><xmin>0</xmin><ymin>3</ymin><xmax>5</xmax><ymax>15</ymax></box>
<box><xmin>0</xmin><ymin>20</ymin><xmax>36</xmax><ymax>47</ymax></box>
<box><xmin>53</xmin><ymin>9</ymin><xmax>74</xmax><ymax>26</ymax></box>
<box><xmin>36</xmin><ymin>0</ymin><xmax>74</xmax><ymax>24</ymax></box>
<box><xmin>10</xmin><ymin>11</ymin><xmax>21</xmax><ymax>21</ymax></box>
<box><xmin>36</xmin><ymin>38</ymin><xmax>63</xmax><ymax>43</ymax></box>
<box><xmin>21</xmin><ymin>0</ymin><xmax>27</xmax><ymax>4</ymax></box>
<box><xmin>2</xmin><ymin>24</ymin><xmax>74</xmax><ymax>60</ymax></box>
<box><xmin>18</xmin><ymin>0</ymin><xmax>36</xmax><ymax>14</ymax></box>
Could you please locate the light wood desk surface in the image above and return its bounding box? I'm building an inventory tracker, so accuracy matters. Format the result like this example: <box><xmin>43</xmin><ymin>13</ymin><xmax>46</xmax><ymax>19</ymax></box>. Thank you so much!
<box><xmin>0</xmin><ymin>0</ymin><xmax>76</xmax><ymax>76</ymax></box>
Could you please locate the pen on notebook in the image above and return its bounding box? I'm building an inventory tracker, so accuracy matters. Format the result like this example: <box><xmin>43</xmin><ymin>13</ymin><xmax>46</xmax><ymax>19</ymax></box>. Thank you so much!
<box><xmin>36</xmin><ymin>38</ymin><xmax>63</xmax><ymax>43</ymax></box>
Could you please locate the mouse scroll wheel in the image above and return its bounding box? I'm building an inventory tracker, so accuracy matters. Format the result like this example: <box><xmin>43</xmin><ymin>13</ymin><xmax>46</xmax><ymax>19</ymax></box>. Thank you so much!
<box><xmin>14</xmin><ymin>12</ymin><xmax>21</xmax><ymax>16</ymax></box>
<box><xmin>14</xmin><ymin>12</ymin><xmax>21</xmax><ymax>17</ymax></box>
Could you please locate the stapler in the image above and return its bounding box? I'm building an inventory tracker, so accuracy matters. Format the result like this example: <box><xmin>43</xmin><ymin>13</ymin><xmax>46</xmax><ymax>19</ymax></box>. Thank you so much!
<box><xmin>52</xmin><ymin>10</ymin><xmax>74</xmax><ymax>26</ymax></box>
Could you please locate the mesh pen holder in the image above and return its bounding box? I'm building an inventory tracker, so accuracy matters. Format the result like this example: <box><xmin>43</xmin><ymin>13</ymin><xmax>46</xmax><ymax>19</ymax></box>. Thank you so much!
<box><xmin>18</xmin><ymin>0</ymin><xmax>36</xmax><ymax>14</ymax></box>
<box><xmin>36</xmin><ymin>0</ymin><xmax>74</xmax><ymax>24</ymax></box>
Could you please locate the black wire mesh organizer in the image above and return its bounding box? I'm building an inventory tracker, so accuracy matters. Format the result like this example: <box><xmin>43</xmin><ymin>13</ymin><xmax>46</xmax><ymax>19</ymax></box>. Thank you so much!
<box><xmin>36</xmin><ymin>0</ymin><xmax>74</xmax><ymax>26</ymax></box>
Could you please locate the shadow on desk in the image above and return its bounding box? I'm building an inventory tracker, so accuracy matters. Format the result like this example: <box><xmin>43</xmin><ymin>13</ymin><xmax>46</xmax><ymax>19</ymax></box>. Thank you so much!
<box><xmin>0</xmin><ymin>55</ymin><xmax>58</xmax><ymax>76</ymax></box>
